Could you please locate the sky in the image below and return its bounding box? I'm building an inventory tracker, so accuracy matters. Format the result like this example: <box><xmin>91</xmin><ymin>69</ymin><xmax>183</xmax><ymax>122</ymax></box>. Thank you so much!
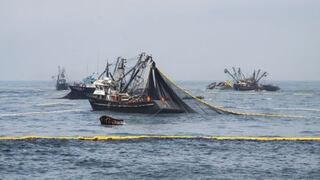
<box><xmin>0</xmin><ymin>0</ymin><xmax>319</xmax><ymax>81</ymax></box>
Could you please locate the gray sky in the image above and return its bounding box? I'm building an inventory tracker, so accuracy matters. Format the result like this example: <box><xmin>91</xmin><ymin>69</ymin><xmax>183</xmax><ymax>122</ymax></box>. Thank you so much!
<box><xmin>0</xmin><ymin>0</ymin><xmax>319</xmax><ymax>81</ymax></box>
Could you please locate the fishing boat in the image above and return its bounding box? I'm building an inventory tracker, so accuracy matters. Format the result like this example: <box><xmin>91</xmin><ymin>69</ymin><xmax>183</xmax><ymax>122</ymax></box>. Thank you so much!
<box><xmin>223</xmin><ymin>68</ymin><xmax>279</xmax><ymax>91</ymax></box>
<box><xmin>89</xmin><ymin>53</ymin><xmax>196</xmax><ymax>114</ymax></box>
<box><xmin>55</xmin><ymin>66</ymin><xmax>68</xmax><ymax>90</ymax></box>
<box><xmin>63</xmin><ymin>74</ymin><xmax>97</xmax><ymax>99</ymax></box>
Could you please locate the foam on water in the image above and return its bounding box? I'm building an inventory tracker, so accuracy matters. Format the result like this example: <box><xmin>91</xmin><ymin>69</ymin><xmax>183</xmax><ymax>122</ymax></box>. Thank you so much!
<box><xmin>293</xmin><ymin>93</ymin><xmax>315</xmax><ymax>96</ymax></box>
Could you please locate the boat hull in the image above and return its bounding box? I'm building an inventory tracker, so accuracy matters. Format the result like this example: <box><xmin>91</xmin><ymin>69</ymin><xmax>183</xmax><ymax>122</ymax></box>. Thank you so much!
<box><xmin>233</xmin><ymin>84</ymin><xmax>257</xmax><ymax>91</ymax></box>
<box><xmin>89</xmin><ymin>97</ymin><xmax>185</xmax><ymax>114</ymax></box>
<box><xmin>64</xmin><ymin>85</ymin><xmax>95</xmax><ymax>99</ymax></box>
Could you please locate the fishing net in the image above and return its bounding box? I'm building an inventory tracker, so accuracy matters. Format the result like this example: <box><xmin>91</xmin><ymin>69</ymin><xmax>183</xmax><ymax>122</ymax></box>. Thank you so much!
<box><xmin>144</xmin><ymin>62</ymin><xmax>227</xmax><ymax>114</ymax></box>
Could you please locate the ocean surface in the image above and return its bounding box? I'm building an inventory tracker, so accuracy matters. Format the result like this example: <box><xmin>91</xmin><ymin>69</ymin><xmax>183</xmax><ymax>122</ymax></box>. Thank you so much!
<box><xmin>0</xmin><ymin>81</ymin><xmax>320</xmax><ymax>179</ymax></box>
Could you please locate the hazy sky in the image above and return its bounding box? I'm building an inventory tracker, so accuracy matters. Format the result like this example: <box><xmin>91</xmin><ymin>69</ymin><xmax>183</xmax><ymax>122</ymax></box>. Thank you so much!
<box><xmin>0</xmin><ymin>0</ymin><xmax>319</xmax><ymax>81</ymax></box>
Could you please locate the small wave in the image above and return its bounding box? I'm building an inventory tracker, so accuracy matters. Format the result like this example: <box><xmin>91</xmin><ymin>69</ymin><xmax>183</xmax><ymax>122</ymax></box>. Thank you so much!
<box><xmin>272</xmin><ymin>107</ymin><xmax>320</xmax><ymax>112</ymax></box>
<box><xmin>262</xmin><ymin>98</ymin><xmax>272</xmax><ymax>100</ymax></box>
<box><xmin>293</xmin><ymin>93</ymin><xmax>314</xmax><ymax>96</ymax></box>
<box><xmin>230</xmin><ymin>106</ymin><xmax>320</xmax><ymax>113</ymax></box>
<box><xmin>229</xmin><ymin>92</ymin><xmax>258</xmax><ymax>95</ymax></box>
<box><xmin>231</xmin><ymin>92</ymin><xmax>280</xmax><ymax>95</ymax></box>
<box><xmin>0</xmin><ymin>109</ymin><xmax>86</xmax><ymax>117</ymax></box>
<box><xmin>234</xmin><ymin>106</ymin><xmax>253</xmax><ymax>110</ymax></box>
<box><xmin>0</xmin><ymin>88</ymin><xmax>44</xmax><ymax>93</ymax></box>
<box><xmin>35</xmin><ymin>102</ymin><xmax>76</xmax><ymax>107</ymax></box>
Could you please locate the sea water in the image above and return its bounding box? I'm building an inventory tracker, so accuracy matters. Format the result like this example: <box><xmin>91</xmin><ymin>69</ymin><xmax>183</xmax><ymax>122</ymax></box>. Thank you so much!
<box><xmin>0</xmin><ymin>81</ymin><xmax>319</xmax><ymax>179</ymax></box>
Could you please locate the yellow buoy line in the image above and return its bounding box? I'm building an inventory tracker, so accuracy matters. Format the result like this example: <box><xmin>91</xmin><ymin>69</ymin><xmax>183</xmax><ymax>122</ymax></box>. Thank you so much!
<box><xmin>158</xmin><ymin>70</ymin><xmax>305</xmax><ymax>119</ymax></box>
<box><xmin>0</xmin><ymin>135</ymin><xmax>320</xmax><ymax>142</ymax></box>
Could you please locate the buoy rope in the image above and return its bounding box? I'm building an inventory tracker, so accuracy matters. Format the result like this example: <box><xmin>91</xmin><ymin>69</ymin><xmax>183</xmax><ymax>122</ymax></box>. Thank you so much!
<box><xmin>158</xmin><ymin>69</ymin><xmax>304</xmax><ymax>119</ymax></box>
<box><xmin>0</xmin><ymin>136</ymin><xmax>319</xmax><ymax>141</ymax></box>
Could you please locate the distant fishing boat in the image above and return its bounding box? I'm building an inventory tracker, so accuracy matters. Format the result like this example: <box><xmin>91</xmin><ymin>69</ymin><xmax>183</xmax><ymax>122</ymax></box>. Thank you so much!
<box><xmin>56</xmin><ymin>66</ymin><xmax>68</xmax><ymax>91</ymax></box>
<box><xmin>223</xmin><ymin>68</ymin><xmax>263</xmax><ymax>91</ymax></box>
<box><xmin>217</xmin><ymin>67</ymin><xmax>280</xmax><ymax>91</ymax></box>
<box><xmin>64</xmin><ymin>74</ymin><xmax>97</xmax><ymax>99</ymax></box>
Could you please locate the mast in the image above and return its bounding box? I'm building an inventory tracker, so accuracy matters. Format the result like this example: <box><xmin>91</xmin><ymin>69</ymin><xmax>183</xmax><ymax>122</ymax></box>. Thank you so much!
<box><xmin>106</xmin><ymin>61</ymin><xmax>111</xmax><ymax>77</ymax></box>
<box><xmin>224</xmin><ymin>68</ymin><xmax>238</xmax><ymax>82</ymax></box>
<box><xmin>98</xmin><ymin>62</ymin><xmax>112</xmax><ymax>79</ymax></box>
<box><xmin>256</xmin><ymin>69</ymin><xmax>261</xmax><ymax>81</ymax></box>
<box><xmin>121</xmin><ymin>54</ymin><xmax>151</xmax><ymax>93</ymax></box>
<box><xmin>118</xmin><ymin>58</ymin><xmax>126</xmax><ymax>91</ymax></box>
<box><xmin>232</xmin><ymin>67</ymin><xmax>239</xmax><ymax>81</ymax></box>
<box><xmin>113</xmin><ymin>57</ymin><xmax>121</xmax><ymax>75</ymax></box>
<box><xmin>256</xmin><ymin>72</ymin><xmax>267</xmax><ymax>83</ymax></box>
<box><xmin>252</xmin><ymin>70</ymin><xmax>256</xmax><ymax>82</ymax></box>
